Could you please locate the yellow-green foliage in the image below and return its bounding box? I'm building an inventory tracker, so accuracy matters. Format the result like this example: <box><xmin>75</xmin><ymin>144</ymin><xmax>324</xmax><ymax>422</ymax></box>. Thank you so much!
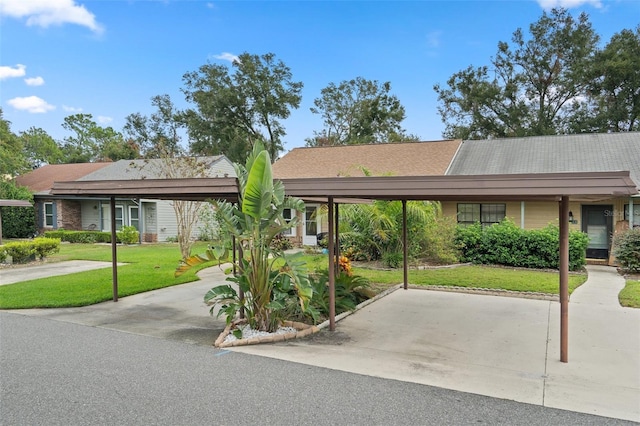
<box><xmin>1</xmin><ymin>238</ymin><xmax>60</xmax><ymax>263</ymax></box>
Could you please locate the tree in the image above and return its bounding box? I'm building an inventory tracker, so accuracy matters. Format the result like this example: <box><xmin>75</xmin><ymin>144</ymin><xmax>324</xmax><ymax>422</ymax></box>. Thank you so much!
<box><xmin>306</xmin><ymin>77</ymin><xmax>414</xmax><ymax>146</ymax></box>
<box><xmin>123</xmin><ymin>94</ymin><xmax>182</xmax><ymax>158</ymax></box>
<box><xmin>574</xmin><ymin>26</ymin><xmax>640</xmax><ymax>132</ymax></box>
<box><xmin>19</xmin><ymin>127</ymin><xmax>63</xmax><ymax>169</ymax></box>
<box><xmin>434</xmin><ymin>8</ymin><xmax>598</xmax><ymax>139</ymax></box>
<box><xmin>62</xmin><ymin>114</ymin><xmax>138</xmax><ymax>162</ymax></box>
<box><xmin>0</xmin><ymin>109</ymin><xmax>28</xmax><ymax>176</ymax></box>
<box><xmin>124</xmin><ymin>95</ymin><xmax>208</xmax><ymax>259</ymax></box>
<box><xmin>176</xmin><ymin>142</ymin><xmax>311</xmax><ymax>332</ymax></box>
<box><xmin>181</xmin><ymin>52</ymin><xmax>303</xmax><ymax>163</ymax></box>
<box><xmin>0</xmin><ymin>180</ymin><xmax>36</xmax><ymax>239</ymax></box>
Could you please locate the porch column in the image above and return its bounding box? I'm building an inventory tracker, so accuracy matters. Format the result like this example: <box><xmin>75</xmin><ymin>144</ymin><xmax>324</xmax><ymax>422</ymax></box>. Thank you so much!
<box><xmin>630</xmin><ymin>198</ymin><xmax>634</xmax><ymax>228</ymax></box>
<box><xmin>520</xmin><ymin>201</ymin><xmax>525</xmax><ymax>229</ymax></box>
<box><xmin>328</xmin><ymin>197</ymin><xmax>336</xmax><ymax>331</ymax></box>
<box><xmin>559</xmin><ymin>196</ymin><xmax>569</xmax><ymax>362</ymax></box>
<box><xmin>402</xmin><ymin>200</ymin><xmax>408</xmax><ymax>290</ymax></box>
<box><xmin>110</xmin><ymin>197</ymin><xmax>119</xmax><ymax>302</ymax></box>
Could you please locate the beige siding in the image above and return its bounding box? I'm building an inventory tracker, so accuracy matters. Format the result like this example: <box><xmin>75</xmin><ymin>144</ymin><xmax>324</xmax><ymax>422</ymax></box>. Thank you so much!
<box><xmin>442</xmin><ymin>199</ymin><xmax>629</xmax><ymax>231</ymax></box>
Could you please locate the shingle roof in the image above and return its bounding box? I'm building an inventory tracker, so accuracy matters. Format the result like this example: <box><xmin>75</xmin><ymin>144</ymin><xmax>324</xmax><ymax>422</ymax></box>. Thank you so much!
<box><xmin>15</xmin><ymin>163</ymin><xmax>113</xmax><ymax>194</ymax></box>
<box><xmin>447</xmin><ymin>132</ymin><xmax>640</xmax><ymax>185</ymax></box>
<box><xmin>272</xmin><ymin>140</ymin><xmax>462</xmax><ymax>179</ymax></box>
<box><xmin>79</xmin><ymin>156</ymin><xmax>236</xmax><ymax>180</ymax></box>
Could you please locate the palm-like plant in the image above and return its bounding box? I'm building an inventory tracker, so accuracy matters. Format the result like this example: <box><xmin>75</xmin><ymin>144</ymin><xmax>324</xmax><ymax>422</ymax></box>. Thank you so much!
<box><xmin>176</xmin><ymin>142</ymin><xmax>312</xmax><ymax>332</ymax></box>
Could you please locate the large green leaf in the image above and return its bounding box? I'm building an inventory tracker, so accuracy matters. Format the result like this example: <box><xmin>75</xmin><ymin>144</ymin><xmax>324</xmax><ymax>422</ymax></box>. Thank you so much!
<box><xmin>242</xmin><ymin>150</ymin><xmax>273</xmax><ymax>220</ymax></box>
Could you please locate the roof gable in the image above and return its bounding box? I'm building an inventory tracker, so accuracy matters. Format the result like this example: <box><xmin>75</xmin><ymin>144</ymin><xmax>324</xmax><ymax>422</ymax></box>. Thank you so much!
<box><xmin>273</xmin><ymin>140</ymin><xmax>462</xmax><ymax>179</ymax></box>
<box><xmin>78</xmin><ymin>156</ymin><xmax>237</xmax><ymax>181</ymax></box>
<box><xmin>447</xmin><ymin>132</ymin><xmax>640</xmax><ymax>185</ymax></box>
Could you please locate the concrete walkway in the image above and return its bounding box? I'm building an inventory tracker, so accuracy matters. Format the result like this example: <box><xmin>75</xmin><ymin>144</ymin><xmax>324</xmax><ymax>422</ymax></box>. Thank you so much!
<box><xmin>0</xmin><ymin>260</ymin><xmax>119</xmax><ymax>285</ymax></box>
<box><xmin>3</xmin><ymin>263</ymin><xmax>639</xmax><ymax>422</ymax></box>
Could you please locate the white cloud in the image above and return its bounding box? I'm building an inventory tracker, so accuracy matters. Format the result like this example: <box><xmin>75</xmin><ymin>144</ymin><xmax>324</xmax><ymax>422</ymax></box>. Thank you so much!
<box><xmin>24</xmin><ymin>76</ymin><xmax>45</xmax><ymax>86</ymax></box>
<box><xmin>7</xmin><ymin>96</ymin><xmax>55</xmax><ymax>113</ymax></box>
<box><xmin>97</xmin><ymin>116</ymin><xmax>113</xmax><ymax>124</ymax></box>
<box><xmin>0</xmin><ymin>64</ymin><xmax>26</xmax><ymax>80</ymax></box>
<box><xmin>213</xmin><ymin>52</ymin><xmax>240</xmax><ymax>63</ymax></box>
<box><xmin>0</xmin><ymin>0</ymin><xmax>104</xmax><ymax>33</ymax></box>
<box><xmin>426</xmin><ymin>31</ymin><xmax>442</xmax><ymax>49</ymax></box>
<box><xmin>62</xmin><ymin>105</ymin><xmax>83</xmax><ymax>112</ymax></box>
<box><xmin>536</xmin><ymin>0</ymin><xmax>602</xmax><ymax>9</ymax></box>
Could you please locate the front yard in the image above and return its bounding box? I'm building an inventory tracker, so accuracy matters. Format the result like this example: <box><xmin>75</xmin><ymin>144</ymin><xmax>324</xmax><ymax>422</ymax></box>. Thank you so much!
<box><xmin>1</xmin><ymin>243</ymin><xmax>637</xmax><ymax>309</ymax></box>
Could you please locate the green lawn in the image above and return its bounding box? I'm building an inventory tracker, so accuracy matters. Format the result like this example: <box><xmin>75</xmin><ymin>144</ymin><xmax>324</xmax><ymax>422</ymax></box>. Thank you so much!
<box><xmin>0</xmin><ymin>242</ymin><xmax>215</xmax><ymax>309</ymax></box>
<box><xmin>0</xmin><ymin>244</ymin><xmax>607</xmax><ymax>309</ymax></box>
<box><xmin>620</xmin><ymin>280</ymin><xmax>640</xmax><ymax>308</ymax></box>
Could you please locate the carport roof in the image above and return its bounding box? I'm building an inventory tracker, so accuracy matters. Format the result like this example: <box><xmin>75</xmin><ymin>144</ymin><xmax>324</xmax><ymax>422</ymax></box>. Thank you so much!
<box><xmin>50</xmin><ymin>171</ymin><xmax>637</xmax><ymax>202</ymax></box>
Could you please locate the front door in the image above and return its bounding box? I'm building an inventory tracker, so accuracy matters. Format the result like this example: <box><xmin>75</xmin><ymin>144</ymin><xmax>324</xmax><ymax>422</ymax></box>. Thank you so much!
<box><xmin>582</xmin><ymin>205</ymin><xmax>613</xmax><ymax>259</ymax></box>
<box><xmin>303</xmin><ymin>205</ymin><xmax>319</xmax><ymax>246</ymax></box>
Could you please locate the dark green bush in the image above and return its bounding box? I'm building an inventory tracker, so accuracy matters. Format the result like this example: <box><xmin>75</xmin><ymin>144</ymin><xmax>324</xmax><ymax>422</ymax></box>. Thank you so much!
<box><xmin>0</xmin><ymin>181</ymin><xmax>36</xmax><ymax>239</ymax></box>
<box><xmin>382</xmin><ymin>251</ymin><xmax>403</xmax><ymax>268</ymax></box>
<box><xmin>43</xmin><ymin>229</ymin><xmax>139</xmax><ymax>244</ymax></box>
<box><xmin>455</xmin><ymin>219</ymin><xmax>588</xmax><ymax>271</ymax></box>
<box><xmin>612</xmin><ymin>228</ymin><xmax>640</xmax><ymax>272</ymax></box>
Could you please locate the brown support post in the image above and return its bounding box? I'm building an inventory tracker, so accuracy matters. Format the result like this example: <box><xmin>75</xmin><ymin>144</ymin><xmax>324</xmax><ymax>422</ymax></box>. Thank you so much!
<box><xmin>402</xmin><ymin>200</ymin><xmax>408</xmax><ymax>290</ymax></box>
<box><xmin>559</xmin><ymin>196</ymin><xmax>569</xmax><ymax>363</ymax></box>
<box><xmin>335</xmin><ymin>203</ymin><xmax>340</xmax><ymax>277</ymax></box>
<box><xmin>110</xmin><ymin>197</ymin><xmax>118</xmax><ymax>302</ymax></box>
<box><xmin>328</xmin><ymin>197</ymin><xmax>336</xmax><ymax>331</ymax></box>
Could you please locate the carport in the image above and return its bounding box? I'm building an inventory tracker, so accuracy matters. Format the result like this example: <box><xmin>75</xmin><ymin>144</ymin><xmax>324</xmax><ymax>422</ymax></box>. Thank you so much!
<box><xmin>51</xmin><ymin>170</ymin><xmax>637</xmax><ymax>363</ymax></box>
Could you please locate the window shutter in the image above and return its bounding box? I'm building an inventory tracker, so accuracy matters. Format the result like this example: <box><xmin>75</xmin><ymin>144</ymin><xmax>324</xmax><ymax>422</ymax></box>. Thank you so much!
<box><xmin>36</xmin><ymin>202</ymin><xmax>43</xmax><ymax>228</ymax></box>
<box><xmin>52</xmin><ymin>202</ymin><xmax>58</xmax><ymax>230</ymax></box>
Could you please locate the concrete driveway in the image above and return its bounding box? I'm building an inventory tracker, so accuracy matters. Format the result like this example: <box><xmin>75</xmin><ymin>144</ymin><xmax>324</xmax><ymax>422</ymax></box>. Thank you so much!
<box><xmin>4</xmin><ymin>264</ymin><xmax>639</xmax><ymax>422</ymax></box>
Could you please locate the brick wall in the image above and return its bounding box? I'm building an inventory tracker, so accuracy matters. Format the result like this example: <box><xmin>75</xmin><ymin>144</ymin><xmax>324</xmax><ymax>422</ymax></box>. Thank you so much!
<box><xmin>58</xmin><ymin>200</ymin><xmax>82</xmax><ymax>230</ymax></box>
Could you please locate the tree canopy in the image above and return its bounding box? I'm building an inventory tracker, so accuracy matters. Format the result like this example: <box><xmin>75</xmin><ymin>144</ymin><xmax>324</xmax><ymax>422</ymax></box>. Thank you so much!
<box><xmin>306</xmin><ymin>77</ymin><xmax>415</xmax><ymax>146</ymax></box>
<box><xmin>62</xmin><ymin>114</ymin><xmax>138</xmax><ymax>162</ymax></box>
<box><xmin>434</xmin><ymin>9</ymin><xmax>640</xmax><ymax>139</ymax></box>
<box><xmin>181</xmin><ymin>52</ymin><xmax>303</xmax><ymax>163</ymax></box>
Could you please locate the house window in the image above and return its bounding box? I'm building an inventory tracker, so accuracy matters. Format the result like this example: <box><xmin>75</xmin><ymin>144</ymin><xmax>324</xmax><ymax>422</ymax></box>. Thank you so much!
<box><xmin>44</xmin><ymin>202</ymin><xmax>54</xmax><ymax>227</ymax></box>
<box><xmin>457</xmin><ymin>203</ymin><xmax>506</xmax><ymax>226</ymax></box>
<box><xmin>101</xmin><ymin>204</ymin><xmax>124</xmax><ymax>231</ymax></box>
<box><xmin>624</xmin><ymin>204</ymin><xmax>640</xmax><ymax>223</ymax></box>
<box><xmin>128</xmin><ymin>206</ymin><xmax>140</xmax><ymax>231</ymax></box>
<box><xmin>282</xmin><ymin>208</ymin><xmax>296</xmax><ymax>236</ymax></box>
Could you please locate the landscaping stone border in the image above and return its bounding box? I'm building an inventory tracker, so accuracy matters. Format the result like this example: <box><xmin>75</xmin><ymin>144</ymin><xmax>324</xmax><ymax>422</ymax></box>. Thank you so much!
<box><xmin>215</xmin><ymin>320</ymin><xmax>319</xmax><ymax>348</ymax></box>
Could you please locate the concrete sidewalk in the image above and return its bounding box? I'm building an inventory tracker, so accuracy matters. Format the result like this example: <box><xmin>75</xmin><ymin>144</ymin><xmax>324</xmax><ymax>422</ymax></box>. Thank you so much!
<box><xmin>0</xmin><ymin>260</ymin><xmax>119</xmax><ymax>285</ymax></box>
<box><xmin>4</xmin><ymin>263</ymin><xmax>639</xmax><ymax>422</ymax></box>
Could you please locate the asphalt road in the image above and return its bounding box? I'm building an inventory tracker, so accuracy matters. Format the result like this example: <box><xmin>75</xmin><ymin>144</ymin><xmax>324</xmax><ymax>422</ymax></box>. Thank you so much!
<box><xmin>1</xmin><ymin>312</ymin><xmax>633</xmax><ymax>426</ymax></box>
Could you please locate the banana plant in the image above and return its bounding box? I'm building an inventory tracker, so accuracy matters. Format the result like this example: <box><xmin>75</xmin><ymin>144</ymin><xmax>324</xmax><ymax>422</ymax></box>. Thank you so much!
<box><xmin>176</xmin><ymin>142</ymin><xmax>311</xmax><ymax>332</ymax></box>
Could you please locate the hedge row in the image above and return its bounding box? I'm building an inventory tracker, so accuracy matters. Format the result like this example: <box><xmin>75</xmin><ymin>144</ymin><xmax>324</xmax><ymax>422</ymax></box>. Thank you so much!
<box><xmin>43</xmin><ymin>226</ymin><xmax>139</xmax><ymax>244</ymax></box>
<box><xmin>0</xmin><ymin>237</ymin><xmax>61</xmax><ymax>264</ymax></box>
<box><xmin>455</xmin><ymin>219</ymin><xmax>589</xmax><ymax>271</ymax></box>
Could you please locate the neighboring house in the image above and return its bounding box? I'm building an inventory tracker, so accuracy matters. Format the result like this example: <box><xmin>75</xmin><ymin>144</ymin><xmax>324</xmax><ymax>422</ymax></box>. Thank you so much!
<box><xmin>273</xmin><ymin>133</ymin><xmax>640</xmax><ymax>262</ymax></box>
<box><xmin>15</xmin><ymin>156</ymin><xmax>236</xmax><ymax>242</ymax></box>
<box><xmin>442</xmin><ymin>132</ymin><xmax>640</xmax><ymax>260</ymax></box>
<box><xmin>272</xmin><ymin>139</ymin><xmax>463</xmax><ymax>245</ymax></box>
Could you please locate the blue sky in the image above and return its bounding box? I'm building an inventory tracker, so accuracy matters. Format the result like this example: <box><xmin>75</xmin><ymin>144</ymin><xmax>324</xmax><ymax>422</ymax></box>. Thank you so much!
<box><xmin>1</xmin><ymin>0</ymin><xmax>639</xmax><ymax>154</ymax></box>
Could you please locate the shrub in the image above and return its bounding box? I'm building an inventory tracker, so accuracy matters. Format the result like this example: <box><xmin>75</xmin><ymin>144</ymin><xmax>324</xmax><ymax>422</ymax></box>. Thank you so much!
<box><xmin>270</xmin><ymin>233</ymin><xmax>293</xmax><ymax>251</ymax></box>
<box><xmin>1</xmin><ymin>238</ymin><xmax>61</xmax><ymax>263</ymax></box>
<box><xmin>613</xmin><ymin>228</ymin><xmax>640</xmax><ymax>272</ymax></box>
<box><xmin>117</xmin><ymin>226</ymin><xmax>139</xmax><ymax>244</ymax></box>
<box><xmin>0</xmin><ymin>181</ymin><xmax>36</xmax><ymax>239</ymax></box>
<box><xmin>32</xmin><ymin>237</ymin><xmax>61</xmax><ymax>259</ymax></box>
<box><xmin>3</xmin><ymin>241</ymin><xmax>36</xmax><ymax>263</ymax></box>
<box><xmin>43</xmin><ymin>229</ymin><xmax>138</xmax><ymax>244</ymax></box>
<box><xmin>382</xmin><ymin>251</ymin><xmax>403</xmax><ymax>268</ymax></box>
<box><xmin>455</xmin><ymin>219</ymin><xmax>588</xmax><ymax>271</ymax></box>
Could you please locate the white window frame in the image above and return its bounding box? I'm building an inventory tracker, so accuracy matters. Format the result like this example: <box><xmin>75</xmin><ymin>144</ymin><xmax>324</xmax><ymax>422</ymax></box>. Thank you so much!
<box><xmin>128</xmin><ymin>205</ymin><xmax>140</xmax><ymax>230</ymax></box>
<box><xmin>282</xmin><ymin>208</ymin><xmax>296</xmax><ymax>236</ymax></box>
<box><xmin>44</xmin><ymin>202</ymin><xmax>54</xmax><ymax>227</ymax></box>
